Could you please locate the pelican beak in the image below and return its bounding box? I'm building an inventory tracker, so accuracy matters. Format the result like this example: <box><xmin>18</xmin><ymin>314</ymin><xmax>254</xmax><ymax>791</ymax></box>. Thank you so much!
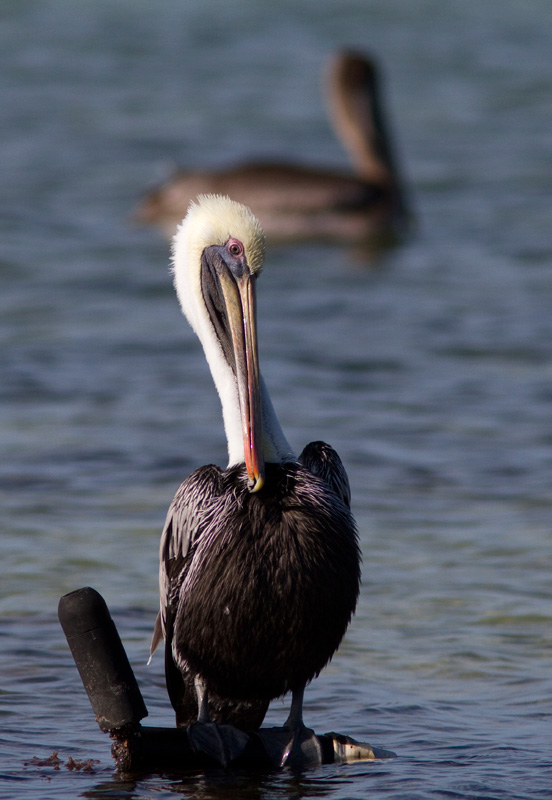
<box><xmin>218</xmin><ymin>267</ymin><xmax>265</xmax><ymax>493</ymax></box>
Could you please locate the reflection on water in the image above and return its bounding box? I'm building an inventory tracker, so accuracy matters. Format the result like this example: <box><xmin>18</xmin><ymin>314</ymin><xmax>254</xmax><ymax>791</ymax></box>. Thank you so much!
<box><xmin>2</xmin><ymin>0</ymin><xmax>552</xmax><ymax>798</ymax></box>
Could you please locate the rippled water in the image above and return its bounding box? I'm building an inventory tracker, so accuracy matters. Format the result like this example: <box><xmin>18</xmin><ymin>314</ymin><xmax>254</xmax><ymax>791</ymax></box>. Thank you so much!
<box><xmin>1</xmin><ymin>1</ymin><xmax>552</xmax><ymax>798</ymax></box>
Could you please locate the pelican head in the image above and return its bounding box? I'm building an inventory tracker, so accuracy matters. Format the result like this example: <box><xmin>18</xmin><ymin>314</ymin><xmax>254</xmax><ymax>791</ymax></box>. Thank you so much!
<box><xmin>172</xmin><ymin>195</ymin><xmax>276</xmax><ymax>492</ymax></box>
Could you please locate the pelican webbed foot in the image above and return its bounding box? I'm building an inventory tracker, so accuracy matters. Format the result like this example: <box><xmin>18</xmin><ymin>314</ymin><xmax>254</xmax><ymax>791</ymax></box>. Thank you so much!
<box><xmin>187</xmin><ymin>676</ymin><xmax>255</xmax><ymax>766</ymax></box>
<box><xmin>256</xmin><ymin>686</ymin><xmax>323</xmax><ymax>768</ymax></box>
<box><xmin>187</xmin><ymin>721</ymin><xmax>251</xmax><ymax>768</ymax></box>
<box><xmin>255</xmin><ymin>724</ymin><xmax>322</xmax><ymax>769</ymax></box>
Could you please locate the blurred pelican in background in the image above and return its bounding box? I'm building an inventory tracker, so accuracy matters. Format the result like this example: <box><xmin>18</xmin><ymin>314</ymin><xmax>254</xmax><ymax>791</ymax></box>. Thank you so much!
<box><xmin>133</xmin><ymin>51</ymin><xmax>411</xmax><ymax>249</ymax></box>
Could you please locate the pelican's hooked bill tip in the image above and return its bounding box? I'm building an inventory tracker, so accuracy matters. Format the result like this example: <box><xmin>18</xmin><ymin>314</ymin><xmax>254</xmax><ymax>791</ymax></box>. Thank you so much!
<box><xmin>249</xmin><ymin>474</ymin><xmax>265</xmax><ymax>493</ymax></box>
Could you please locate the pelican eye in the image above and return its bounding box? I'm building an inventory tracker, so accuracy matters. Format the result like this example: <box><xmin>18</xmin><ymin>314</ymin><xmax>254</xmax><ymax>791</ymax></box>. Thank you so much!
<box><xmin>227</xmin><ymin>238</ymin><xmax>244</xmax><ymax>257</ymax></box>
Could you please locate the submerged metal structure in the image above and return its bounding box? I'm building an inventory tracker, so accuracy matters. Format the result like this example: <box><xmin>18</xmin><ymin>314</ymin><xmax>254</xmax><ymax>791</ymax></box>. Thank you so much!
<box><xmin>58</xmin><ymin>587</ymin><xmax>395</xmax><ymax>772</ymax></box>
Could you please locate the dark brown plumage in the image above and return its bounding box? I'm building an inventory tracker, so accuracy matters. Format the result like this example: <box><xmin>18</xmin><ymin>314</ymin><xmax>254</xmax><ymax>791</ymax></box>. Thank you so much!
<box><xmin>161</xmin><ymin>458</ymin><xmax>359</xmax><ymax>728</ymax></box>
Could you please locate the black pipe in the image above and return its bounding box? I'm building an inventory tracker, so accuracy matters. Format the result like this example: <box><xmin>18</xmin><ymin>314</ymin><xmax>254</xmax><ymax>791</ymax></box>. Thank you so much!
<box><xmin>58</xmin><ymin>586</ymin><xmax>148</xmax><ymax>732</ymax></box>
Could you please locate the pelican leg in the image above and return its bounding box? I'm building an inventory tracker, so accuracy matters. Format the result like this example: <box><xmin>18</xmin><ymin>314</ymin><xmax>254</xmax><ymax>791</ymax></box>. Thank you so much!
<box><xmin>258</xmin><ymin>685</ymin><xmax>322</xmax><ymax>768</ymax></box>
<box><xmin>188</xmin><ymin>676</ymin><xmax>250</xmax><ymax>767</ymax></box>
<box><xmin>283</xmin><ymin>686</ymin><xmax>305</xmax><ymax>730</ymax></box>
<box><xmin>273</xmin><ymin>685</ymin><xmax>321</xmax><ymax>767</ymax></box>
<box><xmin>194</xmin><ymin>675</ymin><xmax>211</xmax><ymax>723</ymax></box>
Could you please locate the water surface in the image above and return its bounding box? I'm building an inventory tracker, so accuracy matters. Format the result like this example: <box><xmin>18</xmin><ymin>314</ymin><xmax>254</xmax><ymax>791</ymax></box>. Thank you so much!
<box><xmin>1</xmin><ymin>1</ymin><xmax>552</xmax><ymax>798</ymax></box>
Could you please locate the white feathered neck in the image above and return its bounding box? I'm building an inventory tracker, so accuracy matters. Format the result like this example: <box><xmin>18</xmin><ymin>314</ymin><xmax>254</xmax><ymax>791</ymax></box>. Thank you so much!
<box><xmin>171</xmin><ymin>194</ymin><xmax>295</xmax><ymax>467</ymax></box>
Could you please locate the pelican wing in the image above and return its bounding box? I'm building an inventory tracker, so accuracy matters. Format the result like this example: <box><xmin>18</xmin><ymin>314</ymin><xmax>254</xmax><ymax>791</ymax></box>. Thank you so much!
<box><xmin>298</xmin><ymin>440</ymin><xmax>351</xmax><ymax>508</ymax></box>
<box><xmin>150</xmin><ymin>464</ymin><xmax>223</xmax><ymax>657</ymax></box>
<box><xmin>151</xmin><ymin>463</ymin><xmax>270</xmax><ymax>729</ymax></box>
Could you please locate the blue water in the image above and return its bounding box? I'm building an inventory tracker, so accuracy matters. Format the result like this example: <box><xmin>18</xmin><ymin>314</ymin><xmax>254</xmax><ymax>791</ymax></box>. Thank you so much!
<box><xmin>1</xmin><ymin>1</ymin><xmax>552</xmax><ymax>797</ymax></box>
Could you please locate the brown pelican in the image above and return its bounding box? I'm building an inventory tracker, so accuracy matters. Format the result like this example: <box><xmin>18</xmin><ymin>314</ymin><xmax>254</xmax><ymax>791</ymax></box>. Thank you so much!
<box><xmin>150</xmin><ymin>195</ymin><xmax>361</xmax><ymax>757</ymax></box>
<box><xmin>134</xmin><ymin>51</ymin><xmax>409</xmax><ymax>246</ymax></box>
